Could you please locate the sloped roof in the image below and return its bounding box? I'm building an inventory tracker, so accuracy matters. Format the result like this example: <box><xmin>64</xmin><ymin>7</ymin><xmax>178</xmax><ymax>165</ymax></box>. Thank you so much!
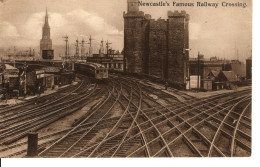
<box><xmin>85</xmin><ymin>62</ymin><xmax>105</xmax><ymax>68</ymax></box>
<box><xmin>5</xmin><ymin>64</ymin><xmax>18</xmax><ymax>70</ymax></box>
<box><xmin>221</xmin><ymin>71</ymin><xmax>237</xmax><ymax>82</ymax></box>
<box><xmin>211</xmin><ymin>70</ymin><xmax>220</xmax><ymax>77</ymax></box>
<box><xmin>3</xmin><ymin>64</ymin><xmax>19</xmax><ymax>74</ymax></box>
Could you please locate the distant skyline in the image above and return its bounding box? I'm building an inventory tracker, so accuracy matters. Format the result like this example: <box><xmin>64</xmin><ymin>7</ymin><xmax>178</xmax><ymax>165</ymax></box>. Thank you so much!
<box><xmin>0</xmin><ymin>0</ymin><xmax>252</xmax><ymax>61</ymax></box>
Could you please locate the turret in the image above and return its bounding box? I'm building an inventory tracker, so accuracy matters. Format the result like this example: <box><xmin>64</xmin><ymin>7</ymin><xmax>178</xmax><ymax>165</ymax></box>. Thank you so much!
<box><xmin>127</xmin><ymin>0</ymin><xmax>139</xmax><ymax>13</ymax></box>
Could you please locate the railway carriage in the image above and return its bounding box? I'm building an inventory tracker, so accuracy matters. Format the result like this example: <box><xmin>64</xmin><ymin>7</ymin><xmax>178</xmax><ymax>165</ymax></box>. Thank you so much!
<box><xmin>75</xmin><ymin>62</ymin><xmax>108</xmax><ymax>80</ymax></box>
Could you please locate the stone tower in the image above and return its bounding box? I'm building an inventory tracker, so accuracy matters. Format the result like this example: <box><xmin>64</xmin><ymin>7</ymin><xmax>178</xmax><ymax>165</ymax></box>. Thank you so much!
<box><xmin>124</xmin><ymin>0</ymin><xmax>150</xmax><ymax>74</ymax></box>
<box><xmin>167</xmin><ymin>10</ymin><xmax>190</xmax><ymax>86</ymax></box>
<box><xmin>148</xmin><ymin>19</ymin><xmax>167</xmax><ymax>80</ymax></box>
<box><xmin>123</xmin><ymin>0</ymin><xmax>189</xmax><ymax>88</ymax></box>
<box><xmin>40</xmin><ymin>8</ymin><xmax>52</xmax><ymax>57</ymax></box>
<box><xmin>127</xmin><ymin>0</ymin><xmax>139</xmax><ymax>13</ymax></box>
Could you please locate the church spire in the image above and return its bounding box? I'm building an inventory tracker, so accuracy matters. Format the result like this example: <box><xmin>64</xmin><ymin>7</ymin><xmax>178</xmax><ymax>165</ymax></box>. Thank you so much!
<box><xmin>45</xmin><ymin>7</ymin><xmax>49</xmax><ymax>26</ymax></box>
<box><xmin>40</xmin><ymin>6</ymin><xmax>52</xmax><ymax>57</ymax></box>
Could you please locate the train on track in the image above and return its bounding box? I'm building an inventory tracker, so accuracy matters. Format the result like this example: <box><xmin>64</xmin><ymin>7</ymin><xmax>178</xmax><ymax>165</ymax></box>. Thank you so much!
<box><xmin>75</xmin><ymin>62</ymin><xmax>108</xmax><ymax>80</ymax></box>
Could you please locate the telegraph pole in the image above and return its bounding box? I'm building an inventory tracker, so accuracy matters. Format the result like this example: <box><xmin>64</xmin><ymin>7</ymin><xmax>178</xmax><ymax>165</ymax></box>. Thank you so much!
<box><xmin>62</xmin><ymin>35</ymin><xmax>69</xmax><ymax>60</ymax></box>
<box><xmin>101</xmin><ymin>38</ymin><xmax>104</xmax><ymax>52</ymax></box>
<box><xmin>106</xmin><ymin>40</ymin><xmax>112</xmax><ymax>58</ymax></box>
<box><xmin>197</xmin><ymin>52</ymin><xmax>200</xmax><ymax>92</ymax></box>
<box><xmin>87</xmin><ymin>36</ymin><xmax>92</xmax><ymax>49</ymax></box>
<box><xmin>75</xmin><ymin>38</ymin><xmax>79</xmax><ymax>58</ymax></box>
<box><xmin>13</xmin><ymin>46</ymin><xmax>16</xmax><ymax>68</ymax></box>
<box><xmin>89</xmin><ymin>36</ymin><xmax>92</xmax><ymax>47</ymax></box>
<box><xmin>81</xmin><ymin>38</ymin><xmax>85</xmax><ymax>61</ymax></box>
<box><xmin>87</xmin><ymin>36</ymin><xmax>93</xmax><ymax>57</ymax></box>
<box><xmin>101</xmin><ymin>39</ymin><xmax>104</xmax><ymax>47</ymax></box>
<box><xmin>23</xmin><ymin>62</ymin><xmax>28</xmax><ymax>96</ymax></box>
<box><xmin>99</xmin><ymin>38</ymin><xmax>104</xmax><ymax>57</ymax></box>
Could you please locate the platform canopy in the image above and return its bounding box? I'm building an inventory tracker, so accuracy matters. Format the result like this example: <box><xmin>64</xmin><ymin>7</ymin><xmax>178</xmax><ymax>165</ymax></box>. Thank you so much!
<box><xmin>4</xmin><ymin>64</ymin><xmax>19</xmax><ymax>75</ymax></box>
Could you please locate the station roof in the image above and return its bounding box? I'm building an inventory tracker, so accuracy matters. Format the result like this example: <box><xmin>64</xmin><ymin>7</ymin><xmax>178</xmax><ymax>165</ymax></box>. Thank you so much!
<box><xmin>3</xmin><ymin>64</ymin><xmax>19</xmax><ymax>74</ymax></box>
<box><xmin>5</xmin><ymin>64</ymin><xmax>18</xmax><ymax>70</ymax></box>
<box><xmin>210</xmin><ymin>70</ymin><xmax>220</xmax><ymax>77</ymax></box>
<box><xmin>221</xmin><ymin>71</ymin><xmax>238</xmax><ymax>82</ymax></box>
<box><xmin>86</xmin><ymin>62</ymin><xmax>105</xmax><ymax>68</ymax></box>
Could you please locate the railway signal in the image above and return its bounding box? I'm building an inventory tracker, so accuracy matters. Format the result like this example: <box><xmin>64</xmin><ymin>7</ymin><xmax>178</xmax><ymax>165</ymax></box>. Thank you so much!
<box><xmin>106</xmin><ymin>40</ymin><xmax>112</xmax><ymax>58</ymax></box>
<box><xmin>81</xmin><ymin>38</ymin><xmax>85</xmax><ymax>60</ymax></box>
<box><xmin>87</xmin><ymin>36</ymin><xmax>92</xmax><ymax>47</ymax></box>
<box><xmin>75</xmin><ymin>38</ymin><xmax>79</xmax><ymax>58</ymax></box>
<box><xmin>62</xmin><ymin>35</ymin><xmax>69</xmax><ymax>59</ymax></box>
<box><xmin>101</xmin><ymin>38</ymin><xmax>104</xmax><ymax>47</ymax></box>
<box><xmin>87</xmin><ymin>36</ymin><xmax>94</xmax><ymax>57</ymax></box>
<box><xmin>23</xmin><ymin>62</ymin><xmax>28</xmax><ymax>96</ymax></box>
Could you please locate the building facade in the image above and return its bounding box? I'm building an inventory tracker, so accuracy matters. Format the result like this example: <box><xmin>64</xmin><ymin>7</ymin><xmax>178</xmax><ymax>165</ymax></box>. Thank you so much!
<box><xmin>88</xmin><ymin>50</ymin><xmax>124</xmax><ymax>71</ymax></box>
<box><xmin>246</xmin><ymin>56</ymin><xmax>252</xmax><ymax>80</ymax></box>
<box><xmin>189</xmin><ymin>59</ymin><xmax>230</xmax><ymax>80</ymax></box>
<box><xmin>124</xmin><ymin>0</ymin><xmax>190</xmax><ymax>86</ymax></box>
<box><xmin>40</xmin><ymin>9</ymin><xmax>53</xmax><ymax>58</ymax></box>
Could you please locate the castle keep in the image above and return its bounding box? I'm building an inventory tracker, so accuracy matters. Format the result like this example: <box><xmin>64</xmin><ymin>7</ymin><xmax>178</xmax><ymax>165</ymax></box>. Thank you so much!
<box><xmin>124</xmin><ymin>0</ymin><xmax>189</xmax><ymax>86</ymax></box>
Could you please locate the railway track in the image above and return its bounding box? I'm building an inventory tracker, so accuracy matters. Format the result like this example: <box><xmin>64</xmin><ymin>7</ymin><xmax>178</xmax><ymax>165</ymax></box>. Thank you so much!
<box><xmin>33</xmin><ymin>76</ymin><xmax>251</xmax><ymax>158</ymax></box>
<box><xmin>37</xmin><ymin>79</ymin><xmax>120</xmax><ymax>157</ymax></box>
<box><xmin>0</xmin><ymin>81</ymin><xmax>81</xmax><ymax>115</ymax></box>
<box><xmin>0</xmin><ymin>75</ymin><xmax>100</xmax><ymax>145</ymax></box>
<box><xmin>111</xmin><ymin>74</ymin><xmax>193</xmax><ymax>101</ymax></box>
<box><xmin>109</xmin><ymin>78</ymin><xmax>251</xmax><ymax>157</ymax></box>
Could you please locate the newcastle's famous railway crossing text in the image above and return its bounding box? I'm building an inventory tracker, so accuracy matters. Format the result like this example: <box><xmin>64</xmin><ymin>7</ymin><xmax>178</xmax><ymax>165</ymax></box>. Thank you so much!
<box><xmin>138</xmin><ymin>1</ymin><xmax>248</xmax><ymax>8</ymax></box>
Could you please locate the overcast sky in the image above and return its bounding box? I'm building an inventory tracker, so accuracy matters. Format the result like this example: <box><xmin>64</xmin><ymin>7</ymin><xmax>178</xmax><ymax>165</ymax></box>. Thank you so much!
<box><xmin>0</xmin><ymin>0</ymin><xmax>252</xmax><ymax>61</ymax></box>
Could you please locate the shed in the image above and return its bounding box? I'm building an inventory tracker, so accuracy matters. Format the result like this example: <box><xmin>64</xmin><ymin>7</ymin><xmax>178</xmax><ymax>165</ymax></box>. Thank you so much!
<box><xmin>204</xmin><ymin>70</ymin><xmax>221</xmax><ymax>91</ymax></box>
<box><xmin>208</xmin><ymin>70</ymin><xmax>220</xmax><ymax>80</ymax></box>
<box><xmin>41</xmin><ymin>66</ymin><xmax>61</xmax><ymax>85</ymax></box>
<box><xmin>21</xmin><ymin>70</ymin><xmax>45</xmax><ymax>95</ymax></box>
<box><xmin>217</xmin><ymin>71</ymin><xmax>239</xmax><ymax>89</ymax></box>
<box><xmin>219</xmin><ymin>71</ymin><xmax>238</xmax><ymax>82</ymax></box>
<box><xmin>44</xmin><ymin>74</ymin><xmax>55</xmax><ymax>89</ymax></box>
<box><xmin>4</xmin><ymin>64</ymin><xmax>19</xmax><ymax>77</ymax></box>
<box><xmin>3</xmin><ymin>64</ymin><xmax>19</xmax><ymax>90</ymax></box>
<box><xmin>60</xmin><ymin>72</ymin><xmax>75</xmax><ymax>86</ymax></box>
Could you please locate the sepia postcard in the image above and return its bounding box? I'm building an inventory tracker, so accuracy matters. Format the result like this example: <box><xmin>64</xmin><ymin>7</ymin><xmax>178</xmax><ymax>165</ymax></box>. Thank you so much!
<box><xmin>0</xmin><ymin>0</ymin><xmax>254</xmax><ymax>163</ymax></box>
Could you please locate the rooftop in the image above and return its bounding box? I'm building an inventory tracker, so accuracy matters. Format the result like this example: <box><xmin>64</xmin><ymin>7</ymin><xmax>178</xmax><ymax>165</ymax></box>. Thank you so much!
<box><xmin>221</xmin><ymin>71</ymin><xmax>238</xmax><ymax>82</ymax></box>
<box><xmin>210</xmin><ymin>70</ymin><xmax>221</xmax><ymax>77</ymax></box>
<box><xmin>5</xmin><ymin>64</ymin><xmax>18</xmax><ymax>70</ymax></box>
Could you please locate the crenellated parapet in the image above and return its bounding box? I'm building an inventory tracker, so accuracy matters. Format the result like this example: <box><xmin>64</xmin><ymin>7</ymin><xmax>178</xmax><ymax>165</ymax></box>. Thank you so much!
<box><xmin>123</xmin><ymin>3</ymin><xmax>190</xmax><ymax>86</ymax></box>
<box><xmin>168</xmin><ymin>10</ymin><xmax>190</xmax><ymax>20</ymax></box>
<box><xmin>123</xmin><ymin>11</ymin><xmax>146</xmax><ymax>18</ymax></box>
<box><xmin>151</xmin><ymin>19</ymin><xmax>167</xmax><ymax>29</ymax></box>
